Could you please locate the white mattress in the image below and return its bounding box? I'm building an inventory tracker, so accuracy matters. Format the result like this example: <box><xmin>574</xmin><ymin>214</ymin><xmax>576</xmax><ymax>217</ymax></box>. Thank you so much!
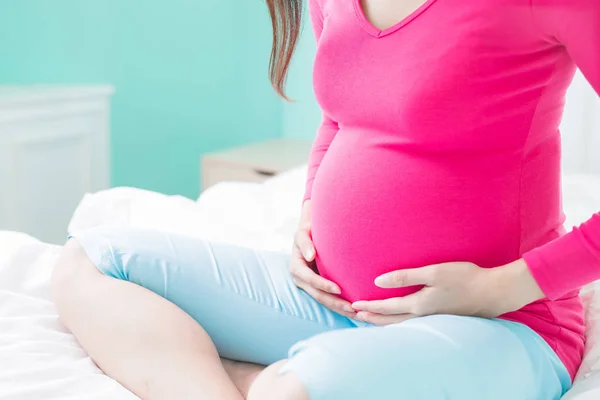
<box><xmin>1</xmin><ymin>168</ymin><xmax>599</xmax><ymax>399</ymax></box>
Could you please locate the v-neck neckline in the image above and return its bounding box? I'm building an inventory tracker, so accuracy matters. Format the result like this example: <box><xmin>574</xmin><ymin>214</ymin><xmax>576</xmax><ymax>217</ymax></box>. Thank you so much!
<box><xmin>353</xmin><ymin>0</ymin><xmax>439</xmax><ymax>38</ymax></box>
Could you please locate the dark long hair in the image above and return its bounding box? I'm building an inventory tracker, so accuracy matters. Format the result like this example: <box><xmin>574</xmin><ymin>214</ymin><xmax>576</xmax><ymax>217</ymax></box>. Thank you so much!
<box><xmin>266</xmin><ymin>0</ymin><xmax>303</xmax><ymax>100</ymax></box>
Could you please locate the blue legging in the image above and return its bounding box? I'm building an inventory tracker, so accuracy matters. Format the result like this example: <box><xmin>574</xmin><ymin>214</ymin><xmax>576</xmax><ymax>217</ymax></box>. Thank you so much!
<box><xmin>72</xmin><ymin>227</ymin><xmax>572</xmax><ymax>400</ymax></box>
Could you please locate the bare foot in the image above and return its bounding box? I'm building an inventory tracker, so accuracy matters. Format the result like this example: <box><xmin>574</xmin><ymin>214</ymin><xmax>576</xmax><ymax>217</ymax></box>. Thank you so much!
<box><xmin>222</xmin><ymin>359</ymin><xmax>265</xmax><ymax>398</ymax></box>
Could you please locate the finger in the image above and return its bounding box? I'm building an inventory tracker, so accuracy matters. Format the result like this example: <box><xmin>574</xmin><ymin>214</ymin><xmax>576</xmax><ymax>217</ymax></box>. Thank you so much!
<box><xmin>290</xmin><ymin>258</ymin><xmax>341</xmax><ymax>294</ymax></box>
<box><xmin>295</xmin><ymin>280</ymin><xmax>355</xmax><ymax>318</ymax></box>
<box><xmin>355</xmin><ymin>312</ymin><xmax>415</xmax><ymax>327</ymax></box>
<box><xmin>294</xmin><ymin>229</ymin><xmax>315</xmax><ymax>262</ymax></box>
<box><xmin>352</xmin><ymin>295</ymin><xmax>418</xmax><ymax>315</ymax></box>
<box><xmin>298</xmin><ymin>282</ymin><xmax>356</xmax><ymax>318</ymax></box>
<box><xmin>374</xmin><ymin>266</ymin><xmax>437</xmax><ymax>288</ymax></box>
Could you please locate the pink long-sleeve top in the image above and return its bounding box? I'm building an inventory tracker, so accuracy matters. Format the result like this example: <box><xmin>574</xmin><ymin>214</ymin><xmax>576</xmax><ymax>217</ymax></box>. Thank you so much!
<box><xmin>305</xmin><ymin>0</ymin><xmax>600</xmax><ymax>380</ymax></box>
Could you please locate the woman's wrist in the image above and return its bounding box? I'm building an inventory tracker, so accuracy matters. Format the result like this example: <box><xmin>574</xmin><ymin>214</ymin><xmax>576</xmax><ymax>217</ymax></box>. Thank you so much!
<box><xmin>301</xmin><ymin>200</ymin><xmax>311</xmax><ymax>224</ymax></box>
<box><xmin>488</xmin><ymin>258</ymin><xmax>546</xmax><ymax>315</ymax></box>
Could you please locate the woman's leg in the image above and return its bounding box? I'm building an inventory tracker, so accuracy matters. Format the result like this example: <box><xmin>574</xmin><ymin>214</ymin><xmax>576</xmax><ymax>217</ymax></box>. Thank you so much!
<box><xmin>221</xmin><ymin>359</ymin><xmax>265</xmax><ymax>398</ymax></box>
<box><xmin>53</xmin><ymin>239</ymin><xmax>241</xmax><ymax>399</ymax></box>
<box><xmin>52</xmin><ymin>227</ymin><xmax>355</xmax><ymax>400</ymax></box>
<box><xmin>248</xmin><ymin>315</ymin><xmax>572</xmax><ymax>400</ymax></box>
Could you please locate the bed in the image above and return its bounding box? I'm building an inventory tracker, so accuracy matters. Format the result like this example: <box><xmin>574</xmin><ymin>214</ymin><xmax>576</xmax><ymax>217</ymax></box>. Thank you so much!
<box><xmin>1</xmin><ymin>167</ymin><xmax>599</xmax><ymax>399</ymax></box>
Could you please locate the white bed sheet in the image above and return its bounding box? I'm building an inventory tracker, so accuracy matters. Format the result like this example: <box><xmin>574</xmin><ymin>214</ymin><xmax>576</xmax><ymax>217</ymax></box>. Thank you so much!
<box><xmin>0</xmin><ymin>232</ymin><xmax>139</xmax><ymax>400</ymax></box>
<box><xmin>0</xmin><ymin>168</ymin><xmax>598</xmax><ymax>399</ymax></box>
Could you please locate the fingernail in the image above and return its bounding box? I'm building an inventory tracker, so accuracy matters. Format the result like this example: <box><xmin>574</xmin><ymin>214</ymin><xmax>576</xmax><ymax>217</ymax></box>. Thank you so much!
<box><xmin>330</xmin><ymin>286</ymin><xmax>341</xmax><ymax>294</ymax></box>
<box><xmin>304</xmin><ymin>249</ymin><xmax>314</xmax><ymax>260</ymax></box>
<box><xmin>352</xmin><ymin>302</ymin><xmax>363</xmax><ymax>310</ymax></box>
<box><xmin>344</xmin><ymin>305</ymin><xmax>355</xmax><ymax>313</ymax></box>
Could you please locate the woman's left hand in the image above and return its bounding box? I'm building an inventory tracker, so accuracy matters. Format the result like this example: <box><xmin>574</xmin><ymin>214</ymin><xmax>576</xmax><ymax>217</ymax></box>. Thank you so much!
<box><xmin>351</xmin><ymin>260</ymin><xmax>545</xmax><ymax>326</ymax></box>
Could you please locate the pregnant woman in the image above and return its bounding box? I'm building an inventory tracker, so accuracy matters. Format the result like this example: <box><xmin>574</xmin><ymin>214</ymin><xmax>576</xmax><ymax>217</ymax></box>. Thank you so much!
<box><xmin>52</xmin><ymin>0</ymin><xmax>600</xmax><ymax>399</ymax></box>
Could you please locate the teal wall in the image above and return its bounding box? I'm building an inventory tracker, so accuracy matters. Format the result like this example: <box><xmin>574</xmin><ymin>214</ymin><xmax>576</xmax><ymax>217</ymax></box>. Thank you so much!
<box><xmin>0</xmin><ymin>0</ymin><xmax>282</xmax><ymax>198</ymax></box>
<box><xmin>0</xmin><ymin>0</ymin><xmax>320</xmax><ymax>198</ymax></box>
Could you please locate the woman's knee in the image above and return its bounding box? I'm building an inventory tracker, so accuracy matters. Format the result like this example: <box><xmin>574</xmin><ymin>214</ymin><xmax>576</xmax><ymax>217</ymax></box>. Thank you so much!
<box><xmin>51</xmin><ymin>239</ymin><xmax>101</xmax><ymax>315</ymax></box>
<box><xmin>247</xmin><ymin>360</ymin><xmax>310</xmax><ymax>400</ymax></box>
<box><xmin>247</xmin><ymin>332</ymin><xmax>365</xmax><ymax>400</ymax></box>
<box><xmin>52</xmin><ymin>239</ymin><xmax>95</xmax><ymax>285</ymax></box>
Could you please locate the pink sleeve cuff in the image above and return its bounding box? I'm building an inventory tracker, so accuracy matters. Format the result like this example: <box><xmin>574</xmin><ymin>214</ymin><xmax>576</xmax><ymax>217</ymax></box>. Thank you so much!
<box><xmin>523</xmin><ymin>213</ymin><xmax>600</xmax><ymax>300</ymax></box>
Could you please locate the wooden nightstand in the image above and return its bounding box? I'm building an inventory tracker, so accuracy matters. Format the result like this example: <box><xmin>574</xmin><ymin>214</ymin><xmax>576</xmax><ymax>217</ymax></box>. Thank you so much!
<box><xmin>201</xmin><ymin>138</ymin><xmax>313</xmax><ymax>191</ymax></box>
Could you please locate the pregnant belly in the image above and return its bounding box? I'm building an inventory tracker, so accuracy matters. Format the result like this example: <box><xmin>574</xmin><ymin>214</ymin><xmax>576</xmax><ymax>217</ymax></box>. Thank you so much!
<box><xmin>309</xmin><ymin>132</ymin><xmax>519</xmax><ymax>303</ymax></box>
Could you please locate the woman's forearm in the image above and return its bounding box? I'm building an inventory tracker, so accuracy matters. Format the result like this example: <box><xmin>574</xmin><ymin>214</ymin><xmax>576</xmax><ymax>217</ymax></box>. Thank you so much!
<box><xmin>491</xmin><ymin>259</ymin><xmax>546</xmax><ymax>315</ymax></box>
<box><xmin>304</xmin><ymin>115</ymin><xmax>339</xmax><ymax>202</ymax></box>
<box><xmin>301</xmin><ymin>199</ymin><xmax>311</xmax><ymax>224</ymax></box>
<box><xmin>522</xmin><ymin>213</ymin><xmax>600</xmax><ymax>300</ymax></box>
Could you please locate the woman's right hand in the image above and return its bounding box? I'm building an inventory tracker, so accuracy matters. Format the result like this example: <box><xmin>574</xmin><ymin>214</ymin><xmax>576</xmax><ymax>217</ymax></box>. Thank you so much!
<box><xmin>290</xmin><ymin>201</ymin><xmax>356</xmax><ymax>319</ymax></box>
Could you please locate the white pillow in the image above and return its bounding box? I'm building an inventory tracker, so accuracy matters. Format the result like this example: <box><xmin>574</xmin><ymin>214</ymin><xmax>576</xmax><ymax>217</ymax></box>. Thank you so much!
<box><xmin>563</xmin><ymin>371</ymin><xmax>600</xmax><ymax>399</ymax></box>
<box><xmin>562</xmin><ymin>175</ymin><xmax>600</xmax><ymax>390</ymax></box>
<box><xmin>68</xmin><ymin>187</ymin><xmax>197</xmax><ymax>232</ymax></box>
<box><xmin>68</xmin><ymin>167</ymin><xmax>308</xmax><ymax>252</ymax></box>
